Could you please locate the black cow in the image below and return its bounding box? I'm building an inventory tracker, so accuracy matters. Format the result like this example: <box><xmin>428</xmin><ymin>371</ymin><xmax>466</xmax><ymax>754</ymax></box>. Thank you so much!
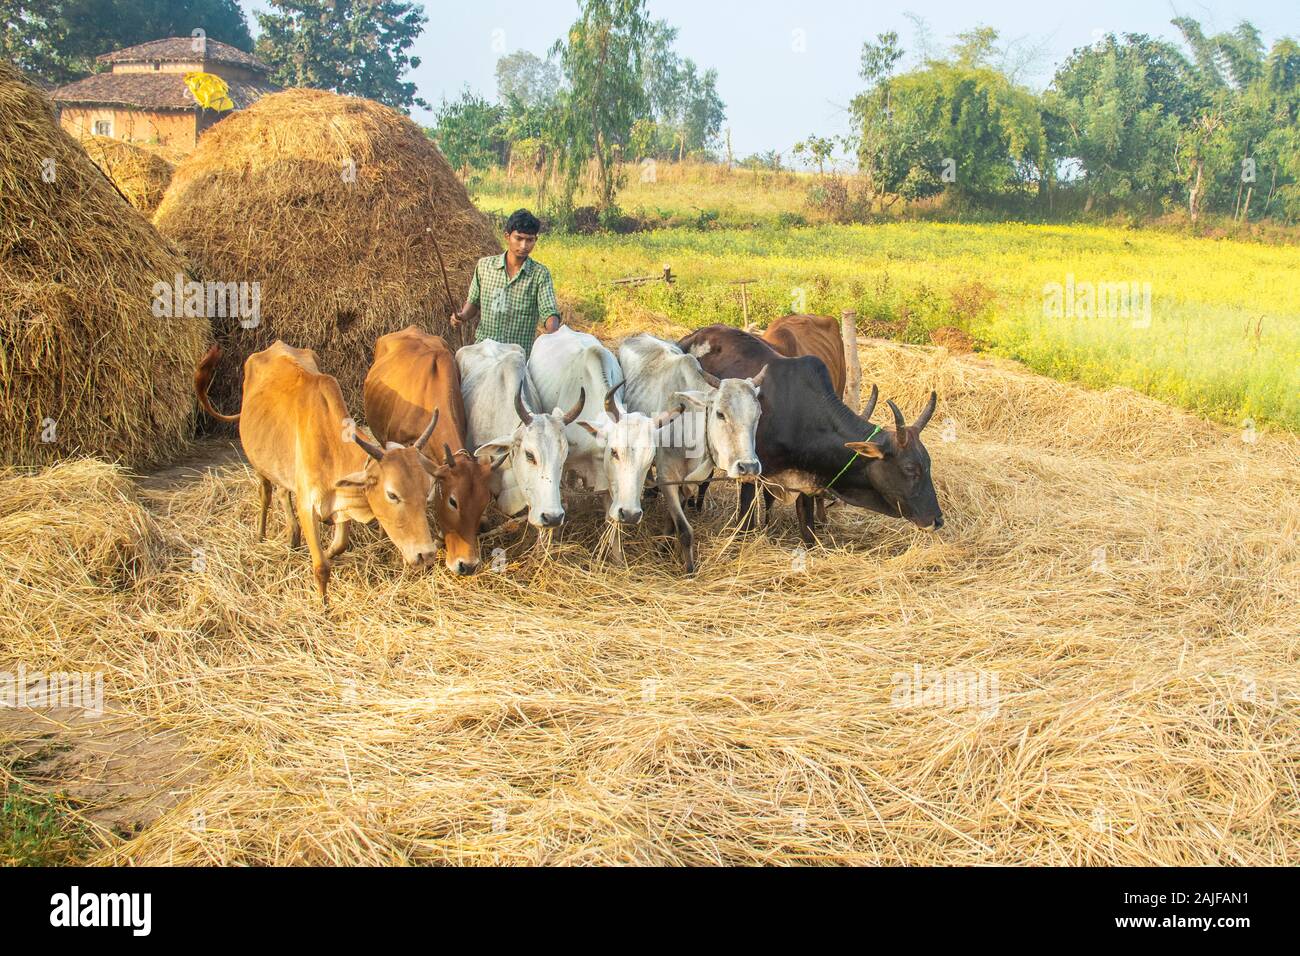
<box><xmin>677</xmin><ymin>325</ymin><xmax>943</xmax><ymax>542</ymax></box>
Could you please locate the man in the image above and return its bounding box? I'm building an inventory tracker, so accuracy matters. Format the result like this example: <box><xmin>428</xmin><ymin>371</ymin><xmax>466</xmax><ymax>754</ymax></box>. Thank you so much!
<box><xmin>450</xmin><ymin>208</ymin><xmax>561</xmax><ymax>355</ymax></box>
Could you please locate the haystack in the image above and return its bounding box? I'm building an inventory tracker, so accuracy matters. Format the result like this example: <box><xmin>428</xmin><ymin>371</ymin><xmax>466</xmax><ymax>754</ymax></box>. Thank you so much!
<box><xmin>79</xmin><ymin>134</ymin><xmax>174</xmax><ymax>216</ymax></box>
<box><xmin>153</xmin><ymin>88</ymin><xmax>502</xmax><ymax>411</ymax></box>
<box><xmin>0</xmin><ymin>62</ymin><xmax>210</xmax><ymax>469</ymax></box>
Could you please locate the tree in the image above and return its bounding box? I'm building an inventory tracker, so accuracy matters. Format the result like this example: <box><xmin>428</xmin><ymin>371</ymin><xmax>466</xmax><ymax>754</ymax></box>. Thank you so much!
<box><xmin>1045</xmin><ymin>33</ymin><xmax>1201</xmax><ymax>212</ymax></box>
<box><xmin>431</xmin><ymin>89</ymin><xmax>507</xmax><ymax>172</ymax></box>
<box><xmin>255</xmin><ymin>0</ymin><xmax>428</xmax><ymax>112</ymax></box>
<box><xmin>852</xmin><ymin>29</ymin><xmax>1049</xmax><ymax>203</ymax></box>
<box><xmin>547</xmin><ymin>0</ymin><xmax>651</xmax><ymax>211</ymax></box>
<box><xmin>495</xmin><ymin>50</ymin><xmax>561</xmax><ymax>109</ymax></box>
<box><xmin>793</xmin><ymin>134</ymin><xmax>836</xmax><ymax>175</ymax></box>
<box><xmin>632</xmin><ymin>18</ymin><xmax>725</xmax><ymax>160</ymax></box>
<box><xmin>1</xmin><ymin>0</ymin><xmax>253</xmax><ymax>87</ymax></box>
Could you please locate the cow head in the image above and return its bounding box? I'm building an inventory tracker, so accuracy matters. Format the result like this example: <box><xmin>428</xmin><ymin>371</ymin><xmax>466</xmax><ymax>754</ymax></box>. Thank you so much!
<box><xmin>336</xmin><ymin>411</ymin><xmax>440</xmax><ymax>567</ymax></box>
<box><xmin>430</xmin><ymin>442</ymin><xmax>497</xmax><ymax>575</ymax></box>
<box><xmin>842</xmin><ymin>391</ymin><xmax>944</xmax><ymax>530</ymax></box>
<box><xmin>672</xmin><ymin>366</ymin><xmax>765</xmax><ymax>478</ymax></box>
<box><xmin>475</xmin><ymin>385</ymin><xmax>584</xmax><ymax>529</ymax></box>
<box><xmin>578</xmin><ymin>382</ymin><xmax>682</xmax><ymax>526</ymax></box>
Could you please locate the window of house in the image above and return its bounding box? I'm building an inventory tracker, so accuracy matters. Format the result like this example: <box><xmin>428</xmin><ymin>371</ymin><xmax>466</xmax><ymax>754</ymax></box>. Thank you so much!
<box><xmin>93</xmin><ymin>119</ymin><xmax>113</xmax><ymax>137</ymax></box>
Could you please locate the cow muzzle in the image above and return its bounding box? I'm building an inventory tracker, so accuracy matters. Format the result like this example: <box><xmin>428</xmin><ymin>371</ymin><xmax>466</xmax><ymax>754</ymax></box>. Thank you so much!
<box><xmin>730</xmin><ymin>459</ymin><xmax>762</xmax><ymax>478</ymax></box>
<box><xmin>613</xmin><ymin>506</ymin><xmax>643</xmax><ymax>526</ymax></box>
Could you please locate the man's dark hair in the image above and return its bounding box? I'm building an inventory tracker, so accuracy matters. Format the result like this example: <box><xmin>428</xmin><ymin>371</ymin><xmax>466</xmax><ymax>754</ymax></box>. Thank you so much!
<box><xmin>505</xmin><ymin>208</ymin><xmax>542</xmax><ymax>235</ymax></box>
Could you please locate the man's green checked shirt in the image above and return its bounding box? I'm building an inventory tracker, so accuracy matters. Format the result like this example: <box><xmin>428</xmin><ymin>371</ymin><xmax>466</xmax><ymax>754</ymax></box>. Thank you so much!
<box><xmin>467</xmin><ymin>253</ymin><xmax>560</xmax><ymax>353</ymax></box>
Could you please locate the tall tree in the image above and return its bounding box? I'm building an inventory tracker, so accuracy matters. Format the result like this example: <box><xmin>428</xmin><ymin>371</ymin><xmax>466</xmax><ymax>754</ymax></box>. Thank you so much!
<box><xmin>255</xmin><ymin>0</ymin><xmax>428</xmax><ymax>112</ymax></box>
<box><xmin>1</xmin><ymin>0</ymin><xmax>252</xmax><ymax>87</ymax></box>
<box><xmin>548</xmin><ymin>0</ymin><xmax>651</xmax><ymax>211</ymax></box>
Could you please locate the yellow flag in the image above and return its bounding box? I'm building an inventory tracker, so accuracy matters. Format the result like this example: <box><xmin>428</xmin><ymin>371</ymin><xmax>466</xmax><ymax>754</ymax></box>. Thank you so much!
<box><xmin>184</xmin><ymin>71</ymin><xmax>234</xmax><ymax>112</ymax></box>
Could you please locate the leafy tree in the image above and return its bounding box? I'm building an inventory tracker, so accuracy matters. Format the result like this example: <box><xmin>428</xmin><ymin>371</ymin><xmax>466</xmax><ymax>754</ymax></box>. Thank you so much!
<box><xmin>793</xmin><ymin>134</ymin><xmax>836</xmax><ymax>175</ymax></box>
<box><xmin>852</xmin><ymin>29</ymin><xmax>1049</xmax><ymax>202</ymax></box>
<box><xmin>255</xmin><ymin>0</ymin><xmax>428</xmax><ymax>112</ymax></box>
<box><xmin>1</xmin><ymin>0</ymin><xmax>252</xmax><ymax>87</ymax></box>
<box><xmin>431</xmin><ymin>88</ymin><xmax>507</xmax><ymax>172</ymax></box>
<box><xmin>495</xmin><ymin>50</ymin><xmax>561</xmax><ymax>110</ymax></box>
<box><xmin>1045</xmin><ymin>34</ymin><xmax>1202</xmax><ymax>212</ymax></box>
<box><xmin>634</xmin><ymin>18</ymin><xmax>725</xmax><ymax>159</ymax></box>
<box><xmin>547</xmin><ymin>0</ymin><xmax>651</xmax><ymax>211</ymax></box>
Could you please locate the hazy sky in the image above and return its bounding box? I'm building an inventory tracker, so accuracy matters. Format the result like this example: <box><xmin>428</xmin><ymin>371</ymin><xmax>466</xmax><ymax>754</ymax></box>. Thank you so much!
<box><xmin>239</xmin><ymin>1</ymin><xmax>1298</xmax><ymax>161</ymax></box>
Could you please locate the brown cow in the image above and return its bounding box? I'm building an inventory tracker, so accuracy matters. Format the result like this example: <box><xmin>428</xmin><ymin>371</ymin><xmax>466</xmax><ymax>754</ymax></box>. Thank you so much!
<box><xmin>761</xmin><ymin>314</ymin><xmax>846</xmax><ymax>399</ymax></box>
<box><xmin>195</xmin><ymin>340</ymin><xmax>440</xmax><ymax>607</ymax></box>
<box><xmin>363</xmin><ymin>326</ymin><xmax>496</xmax><ymax>575</ymax></box>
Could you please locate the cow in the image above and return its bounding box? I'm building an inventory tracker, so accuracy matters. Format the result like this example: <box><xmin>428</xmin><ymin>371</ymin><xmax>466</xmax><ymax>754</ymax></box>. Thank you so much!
<box><xmin>761</xmin><ymin>314</ymin><xmax>846</xmax><ymax>398</ymax></box>
<box><xmin>363</xmin><ymin>326</ymin><xmax>497</xmax><ymax>575</ymax></box>
<box><xmin>677</xmin><ymin>325</ymin><xmax>943</xmax><ymax>543</ymax></box>
<box><xmin>194</xmin><ymin>340</ymin><xmax>439</xmax><ymax>607</ymax></box>
<box><xmin>456</xmin><ymin>338</ymin><xmax>584</xmax><ymax>529</ymax></box>
<box><xmin>528</xmin><ymin>326</ymin><xmax>681</xmax><ymax>529</ymax></box>
<box><xmin>618</xmin><ymin>333</ymin><xmax>765</xmax><ymax>573</ymax></box>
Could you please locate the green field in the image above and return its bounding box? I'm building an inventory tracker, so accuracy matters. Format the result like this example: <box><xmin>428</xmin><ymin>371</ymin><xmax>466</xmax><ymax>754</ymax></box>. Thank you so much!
<box><xmin>526</xmin><ymin>221</ymin><xmax>1299</xmax><ymax>431</ymax></box>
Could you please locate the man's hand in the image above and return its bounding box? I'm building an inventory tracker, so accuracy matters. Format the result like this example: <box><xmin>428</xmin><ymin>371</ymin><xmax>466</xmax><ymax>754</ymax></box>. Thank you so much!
<box><xmin>544</xmin><ymin>315</ymin><xmax>561</xmax><ymax>334</ymax></box>
<box><xmin>449</xmin><ymin>311</ymin><xmax>462</xmax><ymax>328</ymax></box>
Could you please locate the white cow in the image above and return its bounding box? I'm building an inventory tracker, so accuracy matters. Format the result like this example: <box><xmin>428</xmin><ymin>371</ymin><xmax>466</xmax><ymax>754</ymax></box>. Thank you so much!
<box><xmin>528</xmin><ymin>326</ymin><xmax>680</xmax><ymax>527</ymax></box>
<box><xmin>457</xmin><ymin>339</ymin><xmax>584</xmax><ymax>528</ymax></box>
<box><xmin>618</xmin><ymin>333</ymin><xmax>765</xmax><ymax>573</ymax></box>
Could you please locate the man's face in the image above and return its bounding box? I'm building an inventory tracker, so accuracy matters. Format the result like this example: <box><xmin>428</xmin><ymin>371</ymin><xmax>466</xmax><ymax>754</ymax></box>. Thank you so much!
<box><xmin>506</xmin><ymin>231</ymin><xmax>538</xmax><ymax>260</ymax></box>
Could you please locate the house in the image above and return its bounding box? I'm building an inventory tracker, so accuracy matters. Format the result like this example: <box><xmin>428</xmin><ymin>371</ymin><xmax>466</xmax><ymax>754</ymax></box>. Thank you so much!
<box><xmin>51</xmin><ymin>37</ymin><xmax>280</xmax><ymax>153</ymax></box>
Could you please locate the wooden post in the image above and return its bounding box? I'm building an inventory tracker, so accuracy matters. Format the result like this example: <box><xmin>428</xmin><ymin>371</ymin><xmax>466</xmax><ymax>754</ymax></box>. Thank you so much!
<box><xmin>841</xmin><ymin>310</ymin><xmax>862</xmax><ymax>410</ymax></box>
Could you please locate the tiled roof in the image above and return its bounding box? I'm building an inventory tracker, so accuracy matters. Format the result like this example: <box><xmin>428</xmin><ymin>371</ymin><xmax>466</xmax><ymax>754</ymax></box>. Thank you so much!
<box><xmin>97</xmin><ymin>37</ymin><xmax>271</xmax><ymax>74</ymax></box>
<box><xmin>51</xmin><ymin>72</ymin><xmax>278</xmax><ymax>110</ymax></box>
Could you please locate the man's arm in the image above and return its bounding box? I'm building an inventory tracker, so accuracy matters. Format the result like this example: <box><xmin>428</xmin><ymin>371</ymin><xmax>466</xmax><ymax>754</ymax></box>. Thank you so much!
<box><xmin>537</xmin><ymin>266</ymin><xmax>561</xmax><ymax>334</ymax></box>
<box><xmin>450</xmin><ymin>264</ymin><xmax>482</xmax><ymax>328</ymax></box>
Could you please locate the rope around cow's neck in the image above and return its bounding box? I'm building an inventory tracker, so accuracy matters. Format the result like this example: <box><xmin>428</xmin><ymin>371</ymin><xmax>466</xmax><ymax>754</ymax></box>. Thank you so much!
<box><xmin>824</xmin><ymin>424</ymin><xmax>881</xmax><ymax>491</ymax></box>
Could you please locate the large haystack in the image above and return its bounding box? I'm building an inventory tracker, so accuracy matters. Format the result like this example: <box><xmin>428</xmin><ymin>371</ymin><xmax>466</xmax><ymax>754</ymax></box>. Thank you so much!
<box><xmin>153</xmin><ymin>88</ymin><xmax>501</xmax><ymax>411</ymax></box>
<box><xmin>0</xmin><ymin>62</ymin><xmax>210</xmax><ymax>469</ymax></box>
<box><xmin>79</xmin><ymin>134</ymin><xmax>174</xmax><ymax>216</ymax></box>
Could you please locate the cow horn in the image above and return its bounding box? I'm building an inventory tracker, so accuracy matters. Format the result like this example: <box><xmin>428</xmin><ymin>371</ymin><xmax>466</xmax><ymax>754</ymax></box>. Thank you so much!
<box><xmin>414</xmin><ymin>407</ymin><xmax>439</xmax><ymax>450</ymax></box>
<box><xmin>515</xmin><ymin>384</ymin><xmax>533</xmax><ymax>423</ymax></box>
<box><xmin>604</xmin><ymin>380</ymin><xmax>623</xmax><ymax>422</ymax></box>
<box><xmin>700</xmin><ymin>369</ymin><xmax>721</xmax><ymax>388</ymax></box>
<box><xmin>914</xmin><ymin>391</ymin><xmax>938</xmax><ymax>432</ymax></box>
<box><xmin>887</xmin><ymin>399</ymin><xmax>908</xmax><ymax>446</ymax></box>
<box><xmin>860</xmin><ymin>383</ymin><xmax>879</xmax><ymax>421</ymax></box>
<box><xmin>751</xmin><ymin>364</ymin><xmax>769</xmax><ymax>388</ymax></box>
<box><xmin>562</xmin><ymin>386</ymin><xmax>586</xmax><ymax>426</ymax></box>
<box><xmin>354</xmin><ymin>431</ymin><xmax>386</xmax><ymax>462</ymax></box>
<box><xmin>443</xmin><ymin>442</ymin><xmax>456</xmax><ymax>469</ymax></box>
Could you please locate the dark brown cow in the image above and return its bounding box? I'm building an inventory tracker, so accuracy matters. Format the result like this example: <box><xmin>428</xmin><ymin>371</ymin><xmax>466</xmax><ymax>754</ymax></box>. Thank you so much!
<box><xmin>195</xmin><ymin>340</ymin><xmax>439</xmax><ymax>607</ymax></box>
<box><xmin>363</xmin><ymin>325</ymin><xmax>496</xmax><ymax>575</ymax></box>
<box><xmin>678</xmin><ymin>325</ymin><xmax>943</xmax><ymax>542</ymax></box>
<box><xmin>761</xmin><ymin>314</ymin><xmax>846</xmax><ymax>398</ymax></box>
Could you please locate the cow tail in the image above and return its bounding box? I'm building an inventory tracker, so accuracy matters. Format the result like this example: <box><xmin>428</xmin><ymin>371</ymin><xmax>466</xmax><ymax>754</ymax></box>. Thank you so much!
<box><xmin>194</xmin><ymin>344</ymin><xmax>241</xmax><ymax>423</ymax></box>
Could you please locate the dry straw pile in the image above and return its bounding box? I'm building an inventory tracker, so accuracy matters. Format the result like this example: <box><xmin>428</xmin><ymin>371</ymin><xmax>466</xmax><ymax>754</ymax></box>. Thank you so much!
<box><xmin>79</xmin><ymin>134</ymin><xmax>175</xmax><ymax>216</ymax></box>
<box><xmin>153</xmin><ymin>88</ymin><xmax>501</xmax><ymax>412</ymax></box>
<box><xmin>2</xmin><ymin>338</ymin><xmax>1296</xmax><ymax>864</ymax></box>
<box><xmin>0</xmin><ymin>61</ymin><xmax>210</xmax><ymax>469</ymax></box>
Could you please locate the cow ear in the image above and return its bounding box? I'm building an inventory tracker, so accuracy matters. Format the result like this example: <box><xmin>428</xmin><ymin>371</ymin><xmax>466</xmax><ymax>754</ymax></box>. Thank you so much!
<box><xmin>384</xmin><ymin>441</ymin><xmax>404</xmax><ymax>452</ymax></box>
<box><xmin>673</xmin><ymin>389</ymin><xmax>711</xmax><ymax>409</ymax></box>
<box><xmin>846</xmin><ymin>441</ymin><xmax>885</xmax><ymax>460</ymax></box>
<box><xmin>474</xmin><ymin>438</ymin><xmax>512</xmax><ymax>469</ymax></box>
<box><xmin>420</xmin><ymin>454</ymin><xmax>450</xmax><ymax>480</ymax></box>
<box><xmin>335</xmin><ymin>469</ymin><xmax>375</xmax><ymax>489</ymax></box>
<box><xmin>576</xmin><ymin>420</ymin><xmax>600</xmax><ymax>437</ymax></box>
